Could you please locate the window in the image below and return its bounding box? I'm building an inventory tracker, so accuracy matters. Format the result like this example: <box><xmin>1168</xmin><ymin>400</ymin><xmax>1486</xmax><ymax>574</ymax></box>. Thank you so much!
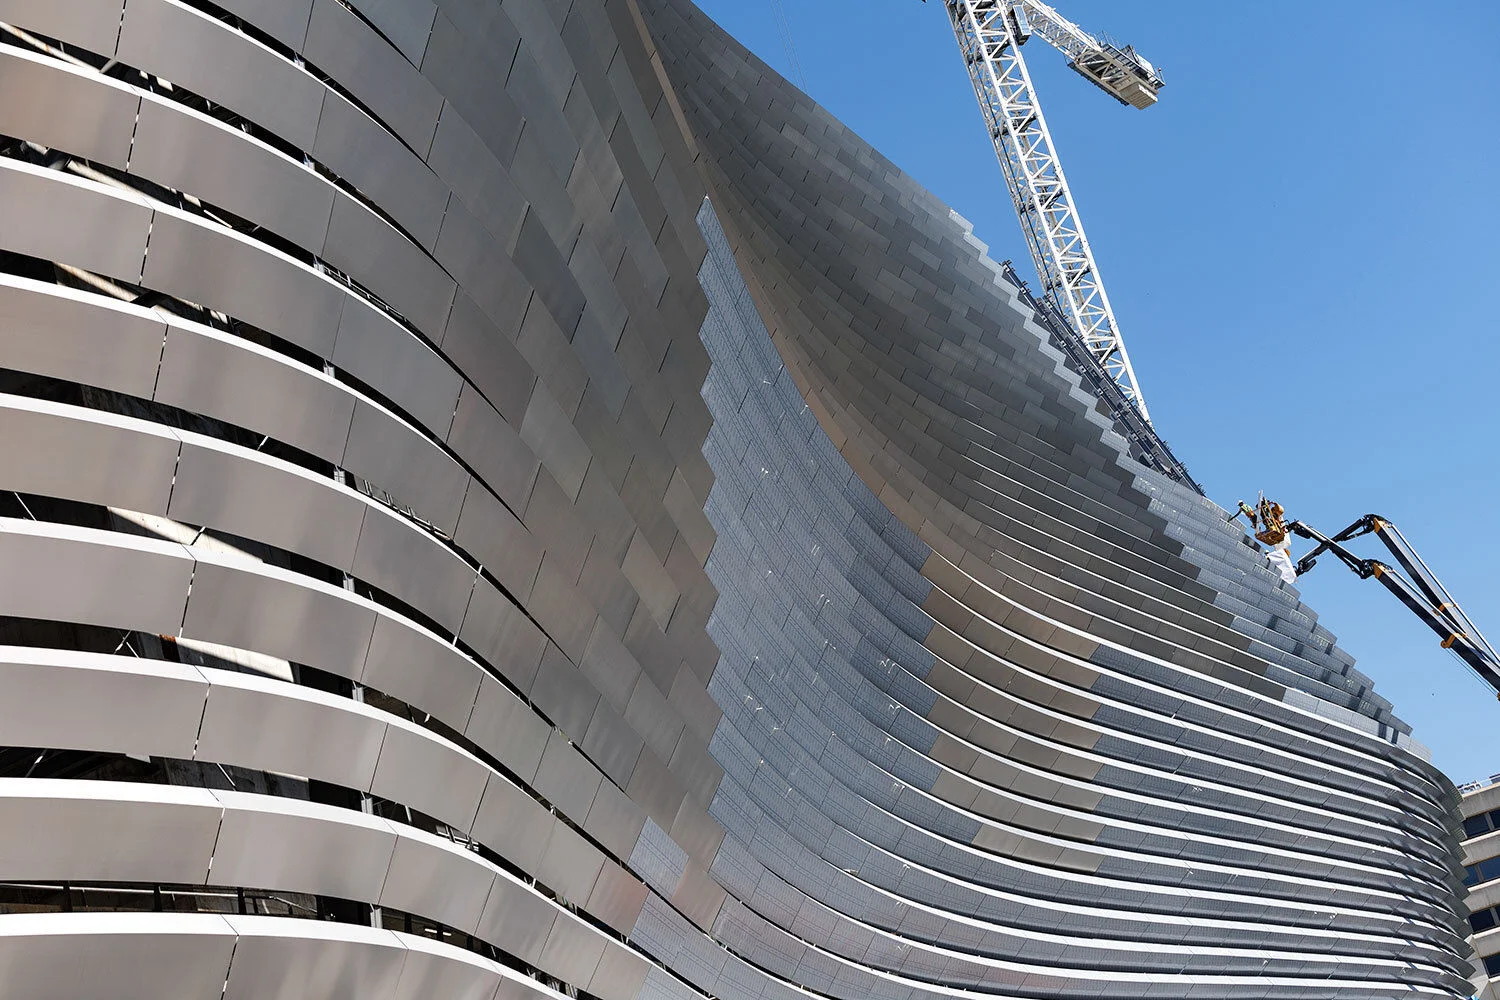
<box><xmin>1484</xmin><ymin>953</ymin><xmax>1500</xmax><ymax>977</ymax></box>
<box><xmin>1465</xmin><ymin>814</ymin><xmax>1494</xmax><ymax>839</ymax></box>
<box><xmin>1472</xmin><ymin>908</ymin><xmax>1498</xmax><ymax>934</ymax></box>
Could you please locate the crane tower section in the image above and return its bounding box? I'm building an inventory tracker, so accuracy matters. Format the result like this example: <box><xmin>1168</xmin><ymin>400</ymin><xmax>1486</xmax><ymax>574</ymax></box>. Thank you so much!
<box><xmin>945</xmin><ymin>0</ymin><xmax>1163</xmax><ymax>420</ymax></box>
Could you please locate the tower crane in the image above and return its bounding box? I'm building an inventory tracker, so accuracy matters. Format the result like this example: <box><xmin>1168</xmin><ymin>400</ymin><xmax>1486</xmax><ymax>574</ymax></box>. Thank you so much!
<box><xmin>942</xmin><ymin>1</ymin><xmax>1162</xmax><ymax>420</ymax></box>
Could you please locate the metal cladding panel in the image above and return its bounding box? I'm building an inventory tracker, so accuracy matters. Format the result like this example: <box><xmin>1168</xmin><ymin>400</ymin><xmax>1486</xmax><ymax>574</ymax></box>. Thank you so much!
<box><xmin>182</xmin><ymin>551</ymin><xmax>378</xmax><ymax>679</ymax></box>
<box><xmin>302</xmin><ymin>0</ymin><xmax>442</xmax><ymax>154</ymax></box>
<box><xmin>323</xmin><ymin>192</ymin><xmax>456</xmax><ymax>341</ymax></box>
<box><xmin>0</xmin><ymin>780</ymin><xmax>218</xmax><ymax>884</ymax></box>
<box><xmin>0</xmin><ymin>912</ymin><xmax>236</xmax><ymax>1000</ymax></box>
<box><xmin>141</xmin><ymin>207</ymin><xmax>346</xmax><ymax>357</ymax></box>
<box><xmin>0</xmin><ymin>48</ymin><xmax>139</xmax><ymax>168</ymax></box>
<box><xmin>464</xmin><ymin>672</ymin><xmax>550</xmax><ymax>781</ymax></box>
<box><xmin>0</xmin><ymin>397</ymin><xmax>179</xmax><ymax>516</ymax></box>
<box><xmin>0</xmin><ymin>519</ymin><xmax>192</xmax><ymax>635</ymax></box>
<box><xmin>349</xmin><ymin>501</ymin><xmax>475</xmax><ymax>634</ymax></box>
<box><xmin>221</xmin><ymin>915</ymin><xmax>407</xmax><ymax>1000</ymax></box>
<box><xmin>169</xmin><ymin>437</ymin><xmax>368</xmax><ymax>570</ymax></box>
<box><xmin>361</xmin><ymin>607</ymin><xmax>484</xmax><ymax>726</ymax></box>
<box><xmin>475</xmin><ymin>870</ymin><xmax>558</xmax><ymax>967</ymax></box>
<box><xmin>0</xmin><ymin>277</ymin><xmax>166</xmax><ymax>397</ymax></box>
<box><xmin>313</xmin><ymin>89</ymin><xmax>450</xmax><ymax>251</ymax></box>
<box><xmin>0</xmin><ymin>160</ymin><xmax>150</xmax><ymax>280</ymax></box>
<box><xmin>155</xmin><ymin>321</ymin><xmax>357</xmax><ymax>465</ymax></box>
<box><xmin>116</xmin><ymin>0</ymin><xmax>326</xmax><ymax>151</ymax></box>
<box><xmin>212</xmin><ymin>0</ymin><xmax>315</xmax><ymax>50</ymax></box>
<box><xmin>332</xmin><ymin>293</ymin><xmax>462</xmax><ymax>436</ymax></box>
<box><xmin>0</xmin><ymin>0</ymin><xmax>126</xmax><ymax>54</ymax></box>
<box><xmin>209</xmin><ymin>794</ymin><xmax>397</xmax><ymax>903</ymax></box>
<box><xmin>342</xmin><ymin>399</ymin><xmax>470</xmax><ymax>534</ymax></box>
<box><xmin>193</xmin><ymin>670</ymin><xmax>387</xmax><ymax>792</ymax></box>
<box><xmin>378</xmin><ymin>828</ymin><xmax>497</xmax><ymax>936</ymax></box>
<box><xmin>129</xmin><ymin>95</ymin><xmax>336</xmax><ymax>254</ymax></box>
<box><xmin>392</xmin><ymin>934</ymin><xmax>507</xmax><ymax>1000</ymax></box>
<box><xmin>0</xmin><ymin>651</ymin><xmax>206</xmax><ymax>759</ymax></box>
<box><xmin>370</xmin><ymin>716</ymin><xmax>489</xmax><ymax>833</ymax></box>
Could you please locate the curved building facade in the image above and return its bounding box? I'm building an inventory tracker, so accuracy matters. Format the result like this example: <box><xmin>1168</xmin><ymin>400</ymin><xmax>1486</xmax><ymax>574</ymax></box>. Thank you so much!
<box><xmin>0</xmin><ymin>0</ymin><xmax>1476</xmax><ymax>997</ymax></box>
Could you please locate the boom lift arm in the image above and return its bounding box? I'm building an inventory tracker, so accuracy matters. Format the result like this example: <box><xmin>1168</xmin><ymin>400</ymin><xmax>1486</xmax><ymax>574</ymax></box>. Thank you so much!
<box><xmin>1234</xmin><ymin>502</ymin><xmax>1500</xmax><ymax>698</ymax></box>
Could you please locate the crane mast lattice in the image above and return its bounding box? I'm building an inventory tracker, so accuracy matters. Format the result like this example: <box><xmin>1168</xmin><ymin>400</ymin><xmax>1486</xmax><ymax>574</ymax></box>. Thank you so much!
<box><xmin>944</xmin><ymin>0</ymin><xmax>1162</xmax><ymax>421</ymax></box>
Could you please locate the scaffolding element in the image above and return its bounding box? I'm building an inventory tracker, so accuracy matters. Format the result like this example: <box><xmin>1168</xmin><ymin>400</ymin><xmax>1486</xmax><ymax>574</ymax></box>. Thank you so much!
<box><xmin>944</xmin><ymin>0</ymin><xmax>1162</xmax><ymax>420</ymax></box>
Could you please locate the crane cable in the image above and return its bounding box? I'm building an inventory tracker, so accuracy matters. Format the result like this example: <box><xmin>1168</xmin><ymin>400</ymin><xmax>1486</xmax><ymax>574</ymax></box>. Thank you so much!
<box><xmin>769</xmin><ymin>0</ymin><xmax>809</xmax><ymax>92</ymax></box>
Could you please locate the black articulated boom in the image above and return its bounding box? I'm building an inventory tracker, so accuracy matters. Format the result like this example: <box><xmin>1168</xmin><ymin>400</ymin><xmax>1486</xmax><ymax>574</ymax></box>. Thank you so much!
<box><xmin>1288</xmin><ymin>513</ymin><xmax>1500</xmax><ymax>698</ymax></box>
<box><xmin>1231</xmin><ymin>499</ymin><xmax>1500</xmax><ymax>698</ymax></box>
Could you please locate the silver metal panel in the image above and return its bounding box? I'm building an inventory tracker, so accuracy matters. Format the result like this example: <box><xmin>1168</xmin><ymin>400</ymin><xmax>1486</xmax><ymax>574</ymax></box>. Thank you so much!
<box><xmin>302</xmin><ymin>0</ymin><xmax>441</xmax><ymax>153</ymax></box>
<box><xmin>588</xmin><ymin>946</ymin><xmax>651</xmax><ymax>1000</ymax></box>
<box><xmin>323</xmin><ymin>193</ymin><xmax>456</xmax><ymax>339</ymax></box>
<box><xmin>582</xmin><ymin>777</ymin><xmax>647</xmax><ymax>863</ymax></box>
<box><xmin>169</xmin><ymin>436</ymin><xmax>367</xmax><ymax>570</ymax></box>
<box><xmin>0</xmin><ymin>649</ymin><xmax>205</xmax><ymax>759</ymax></box>
<box><xmin>0</xmin><ymin>779</ymin><xmax>218</xmax><ymax>883</ymax></box>
<box><xmin>518</xmin><ymin>385</ymin><xmax>591</xmax><ymax>503</ymax></box>
<box><xmin>536</xmin><ymin>821</ymin><xmax>605</xmax><ymax>906</ymax></box>
<box><xmin>0</xmin><ymin>396</ymin><xmax>179</xmax><ymax>515</ymax></box>
<box><xmin>470</xmin><ymin>774</ymin><xmax>553</xmax><ymax>873</ymax></box>
<box><xmin>0</xmin><ymin>276</ymin><xmax>164</xmax><ymax>397</ymax></box>
<box><xmin>0</xmin><ymin>48</ymin><xmax>138</xmax><ymax>168</ymax></box>
<box><xmin>0</xmin><ymin>159</ymin><xmax>150</xmax><ymax>281</ymax></box>
<box><xmin>342</xmin><ymin>399</ymin><xmax>469</xmax><ymax>534</ymax></box>
<box><xmin>495</xmin><ymin>967</ymin><xmax>560</xmax><ymax>1000</ymax></box>
<box><xmin>378</xmin><ymin>827</ymin><xmax>495</xmax><ymax>935</ymax></box>
<box><xmin>210</xmin><ymin>792</ymin><xmax>396</xmax><ymax>902</ymax></box>
<box><xmin>117</xmin><ymin>0</ymin><xmax>325</xmax><ymax>150</ymax></box>
<box><xmin>474</xmin><ymin>871</ymin><xmax>557</xmax><ymax>966</ymax></box>
<box><xmin>464</xmin><ymin>673</ymin><xmax>549</xmax><ymax>783</ymax></box>
<box><xmin>195</xmin><ymin>670</ymin><xmax>386</xmax><ymax>791</ymax></box>
<box><xmin>311</xmin><ymin>90</ymin><xmax>448</xmax><ymax>252</ymax></box>
<box><xmin>451</xmin><ymin>481</ymin><xmax>542</xmax><ymax>602</ymax></box>
<box><xmin>535</xmin><ymin>910</ymin><xmax>608</xmax><ymax>988</ymax></box>
<box><xmin>431</xmin><ymin>198</ymin><xmax>530</xmax><ymax>336</ymax></box>
<box><xmin>370</xmin><ymin>717</ymin><xmax>488</xmax><ymax>832</ymax></box>
<box><xmin>533</xmin><ymin>730</ymin><xmax>602</xmax><ymax>823</ymax></box>
<box><xmin>345</xmin><ymin>0</ymin><xmax>435</xmax><ymax>66</ymax></box>
<box><xmin>0</xmin><ymin>0</ymin><xmax>125</xmax><ymax>55</ymax></box>
<box><xmin>141</xmin><ymin>207</ymin><xmax>345</xmax><ymax>357</ymax></box>
<box><xmin>0</xmin><ymin>519</ymin><xmax>192</xmax><ymax>635</ymax></box>
<box><xmin>155</xmin><ymin>320</ymin><xmax>355</xmax><ymax>465</ymax></box>
<box><xmin>222</xmin><ymin>914</ymin><xmax>406</xmax><ymax>1000</ymax></box>
<box><xmin>360</xmin><ymin>609</ymin><xmax>482</xmax><ymax>726</ymax></box>
<box><xmin>425</xmin><ymin>112</ymin><xmax>527</xmax><ymax>253</ymax></box>
<box><xmin>130</xmin><ymin>95</ymin><xmax>335</xmax><ymax>253</ymax></box>
<box><xmin>0</xmin><ymin>912</ymin><xmax>236</xmax><ymax>1000</ymax></box>
<box><xmin>333</xmin><ymin>294</ymin><xmax>460</xmax><ymax>439</ymax></box>
<box><xmin>456</xmin><ymin>581</ymin><xmax>547</xmax><ymax>694</ymax></box>
<box><xmin>438</xmin><ymin>289</ymin><xmax>534</xmax><ymax>425</ymax></box>
<box><xmin>446</xmin><ymin>384</ymin><xmax>540</xmax><ymax>513</ymax></box>
<box><xmin>182</xmin><ymin>550</ymin><xmax>377</xmax><ymax>680</ymax></box>
<box><xmin>351</xmin><ymin>506</ymin><xmax>474</xmax><ymax>634</ymax></box>
<box><xmin>392</xmin><ymin>933</ymin><xmax>504</xmax><ymax>1000</ymax></box>
<box><xmin>211</xmin><ymin>0</ymin><xmax>313</xmax><ymax>50</ymax></box>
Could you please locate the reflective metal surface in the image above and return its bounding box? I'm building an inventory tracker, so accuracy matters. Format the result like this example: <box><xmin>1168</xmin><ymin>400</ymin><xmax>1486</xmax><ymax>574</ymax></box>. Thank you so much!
<box><xmin>0</xmin><ymin>0</ymin><xmax>1474</xmax><ymax>995</ymax></box>
<box><xmin>0</xmin><ymin>48</ymin><xmax>138</xmax><ymax>168</ymax></box>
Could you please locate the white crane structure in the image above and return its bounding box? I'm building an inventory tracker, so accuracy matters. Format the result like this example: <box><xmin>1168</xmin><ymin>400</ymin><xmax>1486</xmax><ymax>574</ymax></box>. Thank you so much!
<box><xmin>944</xmin><ymin>0</ymin><xmax>1163</xmax><ymax>420</ymax></box>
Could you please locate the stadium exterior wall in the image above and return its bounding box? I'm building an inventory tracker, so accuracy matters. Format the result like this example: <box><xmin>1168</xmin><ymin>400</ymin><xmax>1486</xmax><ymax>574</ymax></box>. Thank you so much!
<box><xmin>0</xmin><ymin>0</ymin><xmax>1475</xmax><ymax>997</ymax></box>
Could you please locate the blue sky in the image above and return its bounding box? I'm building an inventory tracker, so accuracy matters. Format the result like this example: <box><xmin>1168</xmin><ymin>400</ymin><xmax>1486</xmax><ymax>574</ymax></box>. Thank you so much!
<box><xmin>694</xmin><ymin>0</ymin><xmax>1500</xmax><ymax>782</ymax></box>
